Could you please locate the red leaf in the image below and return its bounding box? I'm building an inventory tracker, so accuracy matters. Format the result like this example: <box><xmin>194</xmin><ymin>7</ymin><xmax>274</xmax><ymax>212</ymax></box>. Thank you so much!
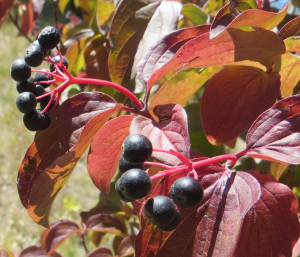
<box><xmin>18</xmin><ymin>92</ymin><xmax>122</xmax><ymax>227</ymax></box>
<box><xmin>146</xmin><ymin>28</ymin><xmax>285</xmax><ymax>91</ymax></box>
<box><xmin>0</xmin><ymin>0</ymin><xmax>14</xmax><ymax>27</ymax></box>
<box><xmin>135</xmin><ymin>169</ymin><xmax>298</xmax><ymax>257</ymax></box>
<box><xmin>18</xmin><ymin>2</ymin><xmax>35</xmax><ymax>36</ymax></box>
<box><xmin>87</xmin><ymin>115</ymin><xmax>135</xmax><ymax>195</ymax></box>
<box><xmin>246</xmin><ymin>94</ymin><xmax>300</xmax><ymax>164</ymax></box>
<box><xmin>86</xmin><ymin>214</ymin><xmax>127</xmax><ymax>237</ymax></box>
<box><xmin>137</xmin><ymin>25</ymin><xmax>210</xmax><ymax>87</ymax></box>
<box><xmin>118</xmin><ymin>236</ymin><xmax>136</xmax><ymax>256</ymax></box>
<box><xmin>19</xmin><ymin>246</ymin><xmax>61</xmax><ymax>257</ymax></box>
<box><xmin>45</xmin><ymin>220</ymin><xmax>81</xmax><ymax>255</ymax></box>
<box><xmin>87</xmin><ymin>247</ymin><xmax>113</xmax><ymax>257</ymax></box>
<box><xmin>201</xmin><ymin>66</ymin><xmax>281</xmax><ymax>145</ymax></box>
<box><xmin>278</xmin><ymin>16</ymin><xmax>300</xmax><ymax>40</ymax></box>
<box><xmin>234</xmin><ymin>170</ymin><xmax>299</xmax><ymax>256</ymax></box>
<box><xmin>130</xmin><ymin>104</ymin><xmax>190</xmax><ymax>165</ymax></box>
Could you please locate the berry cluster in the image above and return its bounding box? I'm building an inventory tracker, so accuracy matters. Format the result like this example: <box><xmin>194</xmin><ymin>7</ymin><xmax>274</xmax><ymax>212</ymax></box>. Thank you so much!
<box><xmin>10</xmin><ymin>26</ymin><xmax>68</xmax><ymax>131</ymax></box>
<box><xmin>115</xmin><ymin>134</ymin><xmax>204</xmax><ymax>232</ymax></box>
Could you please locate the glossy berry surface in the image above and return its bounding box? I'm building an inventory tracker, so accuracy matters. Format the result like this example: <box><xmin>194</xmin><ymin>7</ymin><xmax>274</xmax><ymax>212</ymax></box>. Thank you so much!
<box><xmin>116</xmin><ymin>168</ymin><xmax>151</xmax><ymax>200</ymax></box>
<box><xmin>23</xmin><ymin>109</ymin><xmax>51</xmax><ymax>131</ymax></box>
<box><xmin>170</xmin><ymin>177</ymin><xmax>204</xmax><ymax>208</ymax></box>
<box><xmin>31</xmin><ymin>40</ymin><xmax>48</xmax><ymax>55</ymax></box>
<box><xmin>24</xmin><ymin>44</ymin><xmax>45</xmax><ymax>67</ymax></box>
<box><xmin>16</xmin><ymin>77</ymin><xmax>36</xmax><ymax>93</ymax></box>
<box><xmin>115</xmin><ymin>179</ymin><xmax>132</xmax><ymax>202</ymax></box>
<box><xmin>16</xmin><ymin>92</ymin><xmax>37</xmax><ymax>114</ymax></box>
<box><xmin>10</xmin><ymin>59</ymin><xmax>31</xmax><ymax>82</ymax></box>
<box><xmin>34</xmin><ymin>69</ymin><xmax>52</xmax><ymax>88</ymax></box>
<box><xmin>38</xmin><ymin>26</ymin><xmax>60</xmax><ymax>50</ymax></box>
<box><xmin>157</xmin><ymin>210</ymin><xmax>181</xmax><ymax>231</ymax></box>
<box><xmin>34</xmin><ymin>85</ymin><xmax>46</xmax><ymax>102</ymax></box>
<box><xmin>49</xmin><ymin>55</ymin><xmax>69</xmax><ymax>72</ymax></box>
<box><xmin>118</xmin><ymin>155</ymin><xmax>144</xmax><ymax>174</ymax></box>
<box><xmin>144</xmin><ymin>196</ymin><xmax>178</xmax><ymax>227</ymax></box>
<box><xmin>122</xmin><ymin>134</ymin><xmax>152</xmax><ymax>164</ymax></box>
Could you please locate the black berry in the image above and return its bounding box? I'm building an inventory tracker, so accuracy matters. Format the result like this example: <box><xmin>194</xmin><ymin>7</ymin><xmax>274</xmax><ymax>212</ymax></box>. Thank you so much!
<box><xmin>24</xmin><ymin>44</ymin><xmax>45</xmax><ymax>67</ymax></box>
<box><xmin>16</xmin><ymin>77</ymin><xmax>36</xmax><ymax>93</ymax></box>
<box><xmin>144</xmin><ymin>196</ymin><xmax>178</xmax><ymax>227</ymax></box>
<box><xmin>31</xmin><ymin>40</ymin><xmax>48</xmax><ymax>55</ymax></box>
<box><xmin>49</xmin><ymin>55</ymin><xmax>68</xmax><ymax>72</ymax></box>
<box><xmin>16</xmin><ymin>92</ymin><xmax>37</xmax><ymax>114</ymax></box>
<box><xmin>119</xmin><ymin>155</ymin><xmax>144</xmax><ymax>174</ymax></box>
<box><xmin>157</xmin><ymin>210</ymin><xmax>181</xmax><ymax>231</ymax></box>
<box><xmin>170</xmin><ymin>177</ymin><xmax>204</xmax><ymax>208</ymax></box>
<box><xmin>115</xmin><ymin>179</ymin><xmax>132</xmax><ymax>202</ymax></box>
<box><xmin>23</xmin><ymin>109</ymin><xmax>51</xmax><ymax>131</ymax></box>
<box><xmin>33</xmin><ymin>85</ymin><xmax>46</xmax><ymax>102</ymax></box>
<box><xmin>34</xmin><ymin>69</ymin><xmax>52</xmax><ymax>88</ymax></box>
<box><xmin>116</xmin><ymin>168</ymin><xmax>151</xmax><ymax>201</ymax></box>
<box><xmin>122</xmin><ymin>134</ymin><xmax>152</xmax><ymax>164</ymax></box>
<box><xmin>38</xmin><ymin>26</ymin><xmax>60</xmax><ymax>50</ymax></box>
<box><xmin>11</xmin><ymin>59</ymin><xmax>31</xmax><ymax>82</ymax></box>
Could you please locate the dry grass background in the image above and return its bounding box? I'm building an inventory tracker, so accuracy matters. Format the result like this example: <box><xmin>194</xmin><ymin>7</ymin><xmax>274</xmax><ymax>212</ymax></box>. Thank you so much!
<box><xmin>0</xmin><ymin>22</ymin><xmax>101</xmax><ymax>256</ymax></box>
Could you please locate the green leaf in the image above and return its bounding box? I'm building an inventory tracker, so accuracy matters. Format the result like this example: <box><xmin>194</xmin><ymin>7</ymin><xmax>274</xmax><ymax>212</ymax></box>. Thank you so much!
<box><xmin>181</xmin><ymin>4</ymin><xmax>209</xmax><ymax>25</ymax></box>
<box><xmin>284</xmin><ymin>37</ymin><xmax>300</xmax><ymax>53</ymax></box>
<box><xmin>149</xmin><ymin>67</ymin><xmax>219</xmax><ymax>115</ymax></box>
<box><xmin>108</xmin><ymin>0</ymin><xmax>161</xmax><ymax>85</ymax></box>
<box><xmin>96</xmin><ymin>0</ymin><xmax>116</xmax><ymax>28</ymax></box>
<box><xmin>79</xmin><ymin>0</ymin><xmax>97</xmax><ymax>27</ymax></box>
<box><xmin>58</xmin><ymin>0</ymin><xmax>70</xmax><ymax>13</ymax></box>
<box><xmin>204</xmin><ymin>0</ymin><xmax>227</xmax><ymax>18</ymax></box>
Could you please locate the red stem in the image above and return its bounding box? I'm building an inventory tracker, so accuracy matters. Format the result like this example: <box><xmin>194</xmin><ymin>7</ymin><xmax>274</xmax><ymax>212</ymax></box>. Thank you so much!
<box><xmin>235</xmin><ymin>149</ymin><xmax>248</xmax><ymax>160</ymax></box>
<box><xmin>192</xmin><ymin>154</ymin><xmax>237</xmax><ymax>169</ymax></box>
<box><xmin>150</xmin><ymin>166</ymin><xmax>190</xmax><ymax>180</ymax></box>
<box><xmin>152</xmin><ymin>148</ymin><xmax>191</xmax><ymax>167</ymax></box>
<box><xmin>143</xmin><ymin>161</ymin><xmax>174</xmax><ymax>169</ymax></box>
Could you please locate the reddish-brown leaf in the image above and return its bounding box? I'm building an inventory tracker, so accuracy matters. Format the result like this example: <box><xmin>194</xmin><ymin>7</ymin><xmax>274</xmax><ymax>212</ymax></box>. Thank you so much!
<box><xmin>246</xmin><ymin>94</ymin><xmax>300</xmax><ymax>164</ymax></box>
<box><xmin>87</xmin><ymin>115</ymin><xmax>134</xmax><ymax>195</ymax></box>
<box><xmin>135</xmin><ymin>169</ymin><xmax>298</xmax><ymax>257</ymax></box>
<box><xmin>201</xmin><ymin>66</ymin><xmax>281</xmax><ymax>145</ymax></box>
<box><xmin>118</xmin><ymin>236</ymin><xmax>136</xmax><ymax>257</ymax></box>
<box><xmin>18</xmin><ymin>92</ymin><xmax>122</xmax><ymax>227</ymax></box>
<box><xmin>87</xmin><ymin>247</ymin><xmax>113</xmax><ymax>257</ymax></box>
<box><xmin>18</xmin><ymin>2</ymin><xmax>35</xmax><ymax>35</ymax></box>
<box><xmin>0</xmin><ymin>247</ymin><xmax>16</xmax><ymax>257</ymax></box>
<box><xmin>108</xmin><ymin>0</ymin><xmax>161</xmax><ymax>86</ymax></box>
<box><xmin>86</xmin><ymin>214</ymin><xmax>127</xmax><ymax>237</ymax></box>
<box><xmin>130</xmin><ymin>104</ymin><xmax>190</xmax><ymax>165</ymax></box>
<box><xmin>0</xmin><ymin>0</ymin><xmax>14</xmax><ymax>27</ymax></box>
<box><xmin>84</xmin><ymin>36</ymin><xmax>111</xmax><ymax>82</ymax></box>
<box><xmin>278</xmin><ymin>16</ymin><xmax>300</xmax><ymax>40</ymax></box>
<box><xmin>147</xmin><ymin>28</ymin><xmax>285</xmax><ymax>91</ymax></box>
<box><xmin>211</xmin><ymin>2</ymin><xmax>288</xmax><ymax>38</ymax></box>
<box><xmin>234</xmin><ymin>170</ymin><xmax>299</xmax><ymax>257</ymax></box>
<box><xmin>137</xmin><ymin>25</ymin><xmax>210</xmax><ymax>87</ymax></box>
<box><xmin>19</xmin><ymin>246</ymin><xmax>61</xmax><ymax>257</ymax></box>
<box><xmin>45</xmin><ymin>220</ymin><xmax>81</xmax><ymax>255</ymax></box>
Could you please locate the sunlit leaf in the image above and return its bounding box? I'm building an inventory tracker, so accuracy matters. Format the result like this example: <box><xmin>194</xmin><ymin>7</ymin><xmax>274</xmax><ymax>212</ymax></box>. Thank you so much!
<box><xmin>0</xmin><ymin>0</ymin><xmax>14</xmax><ymax>27</ymax></box>
<box><xmin>180</xmin><ymin>4</ymin><xmax>209</xmax><ymax>26</ymax></box>
<box><xmin>246</xmin><ymin>94</ymin><xmax>300</xmax><ymax>164</ymax></box>
<box><xmin>31</xmin><ymin>0</ymin><xmax>45</xmax><ymax>20</ymax></box>
<box><xmin>130</xmin><ymin>104</ymin><xmax>190</xmax><ymax>165</ymax></box>
<box><xmin>18</xmin><ymin>2</ymin><xmax>35</xmax><ymax>36</ymax></box>
<box><xmin>19</xmin><ymin>246</ymin><xmax>61</xmax><ymax>257</ymax></box>
<box><xmin>278</xmin><ymin>16</ymin><xmax>300</xmax><ymax>40</ymax></box>
<box><xmin>204</xmin><ymin>0</ymin><xmax>227</xmax><ymax>17</ymax></box>
<box><xmin>87</xmin><ymin>115</ymin><xmax>134</xmax><ymax>195</ymax></box>
<box><xmin>201</xmin><ymin>66</ymin><xmax>281</xmax><ymax>145</ymax></box>
<box><xmin>61</xmin><ymin>22</ymin><xmax>89</xmax><ymax>42</ymax></box>
<box><xmin>132</xmin><ymin>1</ymin><xmax>182</xmax><ymax>92</ymax></box>
<box><xmin>108</xmin><ymin>0</ymin><xmax>161</xmax><ymax>85</ymax></box>
<box><xmin>118</xmin><ymin>236</ymin><xmax>136</xmax><ymax>257</ymax></box>
<box><xmin>284</xmin><ymin>37</ymin><xmax>300</xmax><ymax>53</ymax></box>
<box><xmin>274</xmin><ymin>53</ymin><xmax>300</xmax><ymax>97</ymax></box>
<box><xmin>58</xmin><ymin>0</ymin><xmax>70</xmax><ymax>13</ymax></box>
<box><xmin>137</xmin><ymin>25</ymin><xmax>210</xmax><ymax>87</ymax></box>
<box><xmin>147</xmin><ymin>28</ymin><xmax>285</xmax><ymax>91</ymax></box>
<box><xmin>230</xmin><ymin>0</ymin><xmax>258</xmax><ymax>11</ymax></box>
<box><xmin>0</xmin><ymin>247</ymin><xmax>15</xmax><ymax>257</ymax></box>
<box><xmin>270</xmin><ymin>161</ymin><xmax>289</xmax><ymax>180</ymax></box>
<box><xmin>96</xmin><ymin>1</ymin><xmax>115</xmax><ymax>27</ymax></box>
<box><xmin>18</xmin><ymin>92</ymin><xmax>122</xmax><ymax>227</ymax></box>
<box><xmin>79</xmin><ymin>0</ymin><xmax>97</xmax><ymax>27</ymax></box>
<box><xmin>149</xmin><ymin>66</ymin><xmax>219</xmax><ymax>115</ymax></box>
<box><xmin>45</xmin><ymin>220</ymin><xmax>81</xmax><ymax>255</ymax></box>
